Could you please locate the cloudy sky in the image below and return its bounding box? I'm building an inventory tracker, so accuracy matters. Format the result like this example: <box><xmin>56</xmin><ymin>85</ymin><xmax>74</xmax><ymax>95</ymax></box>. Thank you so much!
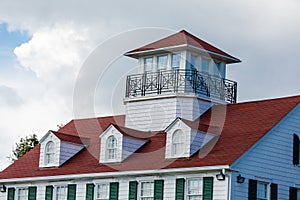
<box><xmin>0</xmin><ymin>0</ymin><xmax>300</xmax><ymax>170</ymax></box>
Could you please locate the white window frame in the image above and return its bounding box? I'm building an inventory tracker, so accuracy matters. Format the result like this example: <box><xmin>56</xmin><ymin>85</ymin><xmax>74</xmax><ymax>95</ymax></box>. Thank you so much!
<box><xmin>186</xmin><ymin>178</ymin><xmax>203</xmax><ymax>200</ymax></box>
<box><xmin>201</xmin><ymin>57</ymin><xmax>210</xmax><ymax>74</ymax></box>
<box><xmin>45</xmin><ymin>141</ymin><xmax>55</xmax><ymax>165</ymax></box>
<box><xmin>171</xmin><ymin>53</ymin><xmax>181</xmax><ymax>69</ymax></box>
<box><xmin>256</xmin><ymin>181</ymin><xmax>269</xmax><ymax>200</ymax></box>
<box><xmin>144</xmin><ymin>57</ymin><xmax>153</xmax><ymax>73</ymax></box>
<box><xmin>106</xmin><ymin>136</ymin><xmax>117</xmax><ymax>161</ymax></box>
<box><xmin>55</xmin><ymin>185</ymin><xmax>68</xmax><ymax>200</ymax></box>
<box><xmin>157</xmin><ymin>55</ymin><xmax>168</xmax><ymax>71</ymax></box>
<box><xmin>95</xmin><ymin>183</ymin><xmax>110</xmax><ymax>200</ymax></box>
<box><xmin>17</xmin><ymin>188</ymin><xmax>28</xmax><ymax>200</ymax></box>
<box><xmin>139</xmin><ymin>181</ymin><xmax>154</xmax><ymax>200</ymax></box>
<box><xmin>172</xmin><ymin>130</ymin><xmax>185</xmax><ymax>157</ymax></box>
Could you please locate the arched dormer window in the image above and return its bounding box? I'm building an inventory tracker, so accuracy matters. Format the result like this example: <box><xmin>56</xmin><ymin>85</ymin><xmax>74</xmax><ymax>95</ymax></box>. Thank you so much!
<box><xmin>45</xmin><ymin>141</ymin><xmax>55</xmax><ymax>165</ymax></box>
<box><xmin>172</xmin><ymin>130</ymin><xmax>185</xmax><ymax>156</ymax></box>
<box><xmin>106</xmin><ymin>136</ymin><xmax>117</xmax><ymax>160</ymax></box>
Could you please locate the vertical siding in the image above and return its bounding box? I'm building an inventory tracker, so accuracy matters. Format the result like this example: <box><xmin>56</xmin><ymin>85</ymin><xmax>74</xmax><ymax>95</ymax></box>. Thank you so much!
<box><xmin>231</xmin><ymin>104</ymin><xmax>300</xmax><ymax>200</ymax></box>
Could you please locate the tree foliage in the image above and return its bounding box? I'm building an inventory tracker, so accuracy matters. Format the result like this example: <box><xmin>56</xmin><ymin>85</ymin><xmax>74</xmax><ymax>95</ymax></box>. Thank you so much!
<box><xmin>9</xmin><ymin>134</ymin><xmax>39</xmax><ymax>162</ymax></box>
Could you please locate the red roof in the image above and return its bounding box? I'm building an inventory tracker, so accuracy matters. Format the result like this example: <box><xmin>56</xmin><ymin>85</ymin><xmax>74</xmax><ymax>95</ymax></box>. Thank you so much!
<box><xmin>126</xmin><ymin>30</ymin><xmax>241</xmax><ymax>63</ymax></box>
<box><xmin>1</xmin><ymin>96</ymin><xmax>300</xmax><ymax>179</ymax></box>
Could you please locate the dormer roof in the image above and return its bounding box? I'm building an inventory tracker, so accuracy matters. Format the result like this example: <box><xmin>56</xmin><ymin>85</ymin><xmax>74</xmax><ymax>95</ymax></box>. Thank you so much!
<box><xmin>125</xmin><ymin>30</ymin><xmax>241</xmax><ymax>63</ymax></box>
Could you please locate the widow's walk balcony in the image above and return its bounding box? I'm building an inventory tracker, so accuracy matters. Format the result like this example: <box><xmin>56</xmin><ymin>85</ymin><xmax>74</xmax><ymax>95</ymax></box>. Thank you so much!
<box><xmin>125</xmin><ymin>69</ymin><xmax>237</xmax><ymax>104</ymax></box>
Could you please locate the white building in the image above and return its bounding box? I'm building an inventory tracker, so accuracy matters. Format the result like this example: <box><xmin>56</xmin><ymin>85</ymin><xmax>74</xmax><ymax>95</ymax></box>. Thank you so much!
<box><xmin>1</xmin><ymin>30</ymin><xmax>300</xmax><ymax>200</ymax></box>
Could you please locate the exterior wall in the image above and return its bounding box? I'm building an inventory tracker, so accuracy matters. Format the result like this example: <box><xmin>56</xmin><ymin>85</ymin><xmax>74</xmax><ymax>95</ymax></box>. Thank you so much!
<box><xmin>39</xmin><ymin>133</ymin><xmax>61</xmax><ymax>168</ymax></box>
<box><xmin>0</xmin><ymin>170</ymin><xmax>229</xmax><ymax>200</ymax></box>
<box><xmin>59</xmin><ymin>142</ymin><xmax>84</xmax><ymax>166</ymax></box>
<box><xmin>124</xmin><ymin>95</ymin><xmax>212</xmax><ymax>131</ymax></box>
<box><xmin>230</xmin><ymin>104</ymin><xmax>300</xmax><ymax>200</ymax></box>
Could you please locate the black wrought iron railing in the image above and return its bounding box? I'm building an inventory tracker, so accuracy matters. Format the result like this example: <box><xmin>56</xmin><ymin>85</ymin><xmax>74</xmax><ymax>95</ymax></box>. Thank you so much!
<box><xmin>125</xmin><ymin>69</ymin><xmax>237</xmax><ymax>103</ymax></box>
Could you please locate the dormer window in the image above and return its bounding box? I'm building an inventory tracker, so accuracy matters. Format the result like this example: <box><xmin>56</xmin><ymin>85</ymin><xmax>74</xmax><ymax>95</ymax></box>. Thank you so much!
<box><xmin>45</xmin><ymin>141</ymin><xmax>55</xmax><ymax>165</ymax></box>
<box><xmin>172</xmin><ymin>130</ymin><xmax>185</xmax><ymax>156</ymax></box>
<box><xmin>106</xmin><ymin>136</ymin><xmax>117</xmax><ymax>160</ymax></box>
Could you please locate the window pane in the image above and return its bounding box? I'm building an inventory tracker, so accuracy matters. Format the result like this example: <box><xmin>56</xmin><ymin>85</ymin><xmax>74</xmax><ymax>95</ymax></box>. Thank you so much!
<box><xmin>201</xmin><ymin>59</ymin><xmax>209</xmax><ymax>73</ymax></box>
<box><xmin>18</xmin><ymin>188</ymin><xmax>28</xmax><ymax>200</ymax></box>
<box><xmin>157</xmin><ymin>55</ymin><xmax>167</xmax><ymax>70</ymax></box>
<box><xmin>171</xmin><ymin>54</ymin><xmax>180</xmax><ymax>69</ymax></box>
<box><xmin>213</xmin><ymin>61</ymin><xmax>221</xmax><ymax>76</ymax></box>
<box><xmin>191</xmin><ymin>55</ymin><xmax>197</xmax><ymax>69</ymax></box>
<box><xmin>141</xmin><ymin>182</ymin><xmax>154</xmax><ymax>198</ymax></box>
<box><xmin>96</xmin><ymin>184</ymin><xmax>109</xmax><ymax>199</ymax></box>
<box><xmin>107</xmin><ymin>136</ymin><xmax>117</xmax><ymax>160</ymax></box>
<box><xmin>188</xmin><ymin>178</ymin><xmax>202</xmax><ymax>195</ymax></box>
<box><xmin>144</xmin><ymin>58</ymin><xmax>153</xmax><ymax>72</ymax></box>
<box><xmin>257</xmin><ymin>182</ymin><xmax>267</xmax><ymax>199</ymax></box>
<box><xmin>172</xmin><ymin>130</ymin><xmax>185</xmax><ymax>156</ymax></box>
<box><xmin>56</xmin><ymin>186</ymin><xmax>67</xmax><ymax>200</ymax></box>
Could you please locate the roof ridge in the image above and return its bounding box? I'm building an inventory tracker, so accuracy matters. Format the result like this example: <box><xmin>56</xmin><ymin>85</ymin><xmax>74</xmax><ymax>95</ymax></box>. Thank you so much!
<box><xmin>231</xmin><ymin>95</ymin><xmax>300</xmax><ymax>106</ymax></box>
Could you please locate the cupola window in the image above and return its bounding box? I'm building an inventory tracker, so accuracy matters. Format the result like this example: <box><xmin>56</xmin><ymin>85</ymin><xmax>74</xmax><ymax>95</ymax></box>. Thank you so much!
<box><xmin>45</xmin><ymin>141</ymin><xmax>55</xmax><ymax>165</ymax></box>
<box><xmin>172</xmin><ymin>130</ymin><xmax>185</xmax><ymax>156</ymax></box>
<box><xmin>106</xmin><ymin>136</ymin><xmax>117</xmax><ymax>160</ymax></box>
<box><xmin>201</xmin><ymin>58</ymin><xmax>209</xmax><ymax>73</ymax></box>
<box><xmin>157</xmin><ymin>55</ymin><xmax>168</xmax><ymax>71</ymax></box>
<box><xmin>144</xmin><ymin>57</ymin><xmax>153</xmax><ymax>73</ymax></box>
<box><xmin>171</xmin><ymin>53</ymin><xmax>180</xmax><ymax>69</ymax></box>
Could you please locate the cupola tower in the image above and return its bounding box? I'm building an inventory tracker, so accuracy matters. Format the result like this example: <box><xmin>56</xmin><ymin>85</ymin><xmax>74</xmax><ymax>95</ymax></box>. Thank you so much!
<box><xmin>124</xmin><ymin>30</ymin><xmax>241</xmax><ymax>131</ymax></box>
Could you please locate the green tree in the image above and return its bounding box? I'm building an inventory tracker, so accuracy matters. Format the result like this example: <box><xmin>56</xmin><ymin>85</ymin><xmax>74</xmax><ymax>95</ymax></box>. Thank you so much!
<box><xmin>8</xmin><ymin>134</ymin><xmax>39</xmax><ymax>162</ymax></box>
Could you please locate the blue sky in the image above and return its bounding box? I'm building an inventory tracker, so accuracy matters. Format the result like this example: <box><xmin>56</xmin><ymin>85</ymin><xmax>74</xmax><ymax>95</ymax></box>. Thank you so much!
<box><xmin>0</xmin><ymin>0</ymin><xmax>300</xmax><ymax>170</ymax></box>
<box><xmin>0</xmin><ymin>23</ymin><xmax>31</xmax><ymax>73</ymax></box>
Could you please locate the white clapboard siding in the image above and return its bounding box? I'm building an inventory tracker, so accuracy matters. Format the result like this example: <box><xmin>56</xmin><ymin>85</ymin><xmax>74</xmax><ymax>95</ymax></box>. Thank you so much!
<box><xmin>231</xmin><ymin>104</ymin><xmax>300</xmax><ymax>200</ymax></box>
<box><xmin>1</xmin><ymin>170</ymin><xmax>229</xmax><ymax>199</ymax></box>
<box><xmin>124</xmin><ymin>96</ymin><xmax>212</xmax><ymax>131</ymax></box>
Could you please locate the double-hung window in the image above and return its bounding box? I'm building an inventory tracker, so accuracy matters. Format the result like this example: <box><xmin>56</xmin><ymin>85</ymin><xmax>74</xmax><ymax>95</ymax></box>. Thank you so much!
<box><xmin>140</xmin><ymin>181</ymin><xmax>154</xmax><ymax>200</ymax></box>
<box><xmin>56</xmin><ymin>186</ymin><xmax>68</xmax><ymax>200</ymax></box>
<box><xmin>96</xmin><ymin>183</ymin><xmax>109</xmax><ymax>200</ymax></box>
<box><xmin>172</xmin><ymin>130</ymin><xmax>185</xmax><ymax>157</ymax></box>
<box><xmin>201</xmin><ymin>58</ymin><xmax>209</xmax><ymax>74</ymax></box>
<box><xmin>187</xmin><ymin>178</ymin><xmax>203</xmax><ymax>200</ymax></box>
<box><xmin>17</xmin><ymin>188</ymin><xmax>28</xmax><ymax>200</ymax></box>
<box><xmin>257</xmin><ymin>182</ymin><xmax>268</xmax><ymax>200</ymax></box>
<box><xmin>144</xmin><ymin>57</ymin><xmax>153</xmax><ymax>73</ymax></box>
<box><xmin>45</xmin><ymin>141</ymin><xmax>55</xmax><ymax>165</ymax></box>
<box><xmin>157</xmin><ymin>55</ymin><xmax>167</xmax><ymax>71</ymax></box>
<box><xmin>171</xmin><ymin>54</ymin><xmax>180</xmax><ymax>70</ymax></box>
<box><xmin>106</xmin><ymin>136</ymin><xmax>117</xmax><ymax>160</ymax></box>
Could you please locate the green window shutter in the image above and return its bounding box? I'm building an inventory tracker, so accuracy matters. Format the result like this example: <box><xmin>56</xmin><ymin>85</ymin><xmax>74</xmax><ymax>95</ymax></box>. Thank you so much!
<box><xmin>85</xmin><ymin>183</ymin><xmax>94</xmax><ymax>200</ymax></box>
<box><xmin>128</xmin><ymin>181</ymin><xmax>138</xmax><ymax>200</ymax></box>
<box><xmin>7</xmin><ymin>188</ymin><xmax>15</xmax><ymax>200</ymax></box>
<box><xmin>109</xmin><ymin>182</ymin><xmax>119</xmax><ymax>200</ymax></box>
<box><xmin>289</xmin><ymin>187</ymin><xmax>297</xmax><ymax>200</ymax></box>
<box><xmin>28</xmin><ymin>187</ymin><xmax>37</xmax><ymax>200</ymax></box>
<box><xmin>175</xmin><ymin>178</ymin><xmax>185</xmax><ymax>200</ymax></box>
<box><xmin>67</xmin><ymin>184</ymin><xmax>76</xmax><ymax>200</ymax></box>
<box><xmin>293</xmin><ymin>134</ymin><xmax>299</xmax><ymax>165</ymax></box>
<box><xmin>248</xmin><ymin>179</ymin><xmax>257</xmax><ymax>200</ymax></box>
<box><xmin>154</xmin><ymin>180</ymin><xmax>164</xmax><ymax>200</ymax></box>
<box><xmin>45</xmin><ymin>186</ymin><xmax>53</xmax><ymax>200</ymax></box>
<box><xmin>270</xmin><ymin>183</ymin><xmax>278</xmax><ymax>200</ymax></box>
<box><xmin>203</xmin><ymin>177</ymin><xmax>213</xmax><ymax>200</ymax></box>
